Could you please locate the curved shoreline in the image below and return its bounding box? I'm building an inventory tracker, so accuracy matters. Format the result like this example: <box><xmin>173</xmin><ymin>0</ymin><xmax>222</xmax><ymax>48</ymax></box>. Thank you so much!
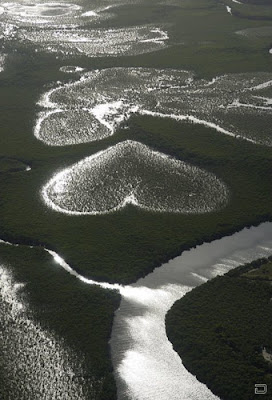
<box><xmin>1</xmin><ymin>221</ymin><xmax>272</xmax><ymax>399</ymax></box>
<box><xmin>110</xmin><ymin>222</ymin><xmax>272</xmax><ymax>400</ymax></box>
<box><xmin>0</xmin><ymin>231</ymin><xmax>220</xmax><ymax>400</ymax></box>
<box><xmin>0</xmin><ymin>212</ymin><xmax>271</xmax><ymax>284</ymax></box>
<box><xmin>0</xmin><ymin>237</ymin><xmax>122</xmax><ymax>292</ymax></box>
<box><xmin>166</xmin><ymin>255</ymin><xmax>272</xmax><ymax>400</ymax></box>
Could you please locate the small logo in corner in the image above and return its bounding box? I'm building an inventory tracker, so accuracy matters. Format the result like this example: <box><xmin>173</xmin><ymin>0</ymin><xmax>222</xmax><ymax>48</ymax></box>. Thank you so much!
<box><xmin>255</xmin><ymin>384</ymin><xmax>267</xmax><ymax>395</ymax></box>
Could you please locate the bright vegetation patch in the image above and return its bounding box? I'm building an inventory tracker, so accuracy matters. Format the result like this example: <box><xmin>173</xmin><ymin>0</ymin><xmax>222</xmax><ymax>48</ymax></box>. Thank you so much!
<box><xmin>36</xmin><ymin>68</ymin><xmax>272</xmax><ymax>146</ymax></box>
<box><xmin>0</xmin><ymin>112</ymin><xmax>272</xmax><ymax>284</ymax></box>
<box><xmin>18</xmin><ymin>26</ymin><xmax>168</xmax><ymax>57</ymax></box>
<box><xmin>166</xmin><ymin>256</ymin><xmax>272</xmax><ymax>400</ymax></box>
<box><xmin>0</xmin><ymin>53</ymin><xmax>5</xmax><ymax>72</ymax></box>
<box><xmin>2</xmin><ymin>0</ymin><xmax>272</xmax><ymax>77</ymax></box>
<box><xmin>36</xmin><ymin>108</ymin><xmax>111</xmax><ymax>146</ymax></box>
<box><xmin>35</xmin><ymin>68</ymin><xmax>193</xmax><ymax>146</ymax></box>
<box><xmin>43</xmin><ymin>140</ymin><xmax>228</xmax><ymax>215</ymax></box>
<box><xmin>0</xmin><ymin>243</ymin><xmax>119</xmax><ymax>400</ymax></box>
<box><xmin>0</xmin><ymin>1</ymin><xmax>168</xmax><ymax>57</ymax></box>
<box><xmin>0</xmin><ymin>0</ymin><xmax>272</xmax><ymax>398</ymax></box>
<box><xmin>0</xmin><ymin>264</ymin><xmax>90</xmax><ymax>400</ymax></box>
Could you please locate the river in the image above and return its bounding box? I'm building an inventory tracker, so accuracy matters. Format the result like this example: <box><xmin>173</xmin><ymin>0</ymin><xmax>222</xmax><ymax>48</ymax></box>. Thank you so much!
<box><xmin>1</xmin><ymin>222</ymin><xmax>272</xmax><ymax>399</ymax></box>
<box><xmin>110</xmin><ymin>222</ymin><xmax>272</xmax><ymax>400</ymax></box>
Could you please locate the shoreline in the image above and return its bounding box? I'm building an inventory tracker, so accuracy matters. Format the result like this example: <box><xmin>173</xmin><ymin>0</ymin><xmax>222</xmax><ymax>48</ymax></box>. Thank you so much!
<box><xmin>1</xmin><ymin>212</ymin><xmax>271</xmax><ymax>285</ymax></box>
<box><xmin>111</xmin><ymin>221</ymin><xmax>272</xmax><ymax>399</ymax></box>
<box><xmin>166</xmin><ymin>254</ymin><xmax>272</xmax><ymax>400</ymax></box>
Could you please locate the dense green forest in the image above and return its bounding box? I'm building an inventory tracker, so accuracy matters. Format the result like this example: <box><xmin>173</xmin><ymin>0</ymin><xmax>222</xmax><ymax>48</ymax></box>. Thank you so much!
<box><xmin>0</xmin><ymin>243</ymin><xmax>120</xmax><ymax>400</ymax></box>
<box><xmin>0</xmin><ymin>0</ymin><xmax>271</xmax><ymax>284</ymax></box>
<box><xmin>166</xmin><ymin>257</ymin><xmax>272</xmax><ymax>400</ymax></box>
<box><xmin>1</xmin><ymin>112</ymin><xmax>272</xmax><ymax>284</ymax></box>
<box><xmin>0</xmin><ymin>0</ymin><xmax>272</xmax><ymax>397</ymax></box>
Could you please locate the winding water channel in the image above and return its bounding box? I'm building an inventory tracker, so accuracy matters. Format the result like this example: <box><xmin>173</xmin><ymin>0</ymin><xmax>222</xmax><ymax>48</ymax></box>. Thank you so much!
<box><xmin>110</xmin><ymin>222</ymin><xmax>272</xmax><ymax>400</ymax></box>
<box><xmin>1</xmin><ymin>222</ymin><xmax>272</xmax><ymax>399</ymax></box>
<box><xmin>0</xmin><ymin>0</ymin><xmax>271</xmax><ymax>397</ymax></box>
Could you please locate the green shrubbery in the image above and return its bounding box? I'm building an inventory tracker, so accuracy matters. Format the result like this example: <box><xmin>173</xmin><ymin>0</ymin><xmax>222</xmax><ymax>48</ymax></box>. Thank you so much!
<box><xmin>166</xmin><ymin>256</ymin><xmax>272</xmax><ymax>400</ymax></box>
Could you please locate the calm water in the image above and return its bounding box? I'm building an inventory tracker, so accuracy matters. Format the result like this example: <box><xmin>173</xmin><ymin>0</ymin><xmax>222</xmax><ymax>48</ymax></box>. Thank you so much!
<box><xmin>1</xmin><ymin>218</ymin><xmax>272</xmax><ymax>399</ymax></box>
<box><xmin>111</xmin><ymin>222</ymin><xmax>272</xmax><ymax>400</ymax></box>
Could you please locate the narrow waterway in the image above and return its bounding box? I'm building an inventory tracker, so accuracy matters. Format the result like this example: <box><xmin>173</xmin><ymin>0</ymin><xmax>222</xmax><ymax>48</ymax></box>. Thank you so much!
<box><xmin>1</xmin><ymin>222</ymin><xmax>272</xmax><ymax>399</ymax></box>
<box><xmin>110</xmin><ymin>222</ymin><xmax>272</xmax><ymax>400</ymax></box>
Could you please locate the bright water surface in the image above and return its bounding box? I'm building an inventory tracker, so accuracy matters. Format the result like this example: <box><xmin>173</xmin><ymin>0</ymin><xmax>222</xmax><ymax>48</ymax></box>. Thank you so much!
<box><xmin>111</xmin><ymin>222</ymin><xmax>272</xmax><ymax>400</ymax></box>
<box><xmin>1</xmin><ymin>220</ymin><xmax>272</xmax><ymax>399</ymax></box>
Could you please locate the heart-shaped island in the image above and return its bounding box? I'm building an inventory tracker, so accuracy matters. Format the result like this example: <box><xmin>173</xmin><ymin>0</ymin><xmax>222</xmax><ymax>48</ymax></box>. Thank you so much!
<box><xmin>42</xmin><ymin>140</ymin><xmax>229</xmax><ymax>215</ymax></box>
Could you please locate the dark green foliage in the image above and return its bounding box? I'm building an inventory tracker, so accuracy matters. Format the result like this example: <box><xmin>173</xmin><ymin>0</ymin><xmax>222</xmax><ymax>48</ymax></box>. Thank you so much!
<box><xmin>0</xmin><ymin>0</ymin><xmax>272</xmax><ymax>397</ymax></box>
<box><xmin>166</xmin><ymin>257</ymin><xmax>272</xmax><ymax>400</ymax></box>
<box><xmin>0</xmin><ymin>244</ymin><xmax>120</xmax><ymax>399</ymax></box>
<box><xmin>1</xmin><ymin>111</ymin><xmax>272</xmax><ymax>284</ymax></box>
<box><xmin>0</xmin><ymin>0</ymin><xmax>270</xmax><ymax>284</ymax></box>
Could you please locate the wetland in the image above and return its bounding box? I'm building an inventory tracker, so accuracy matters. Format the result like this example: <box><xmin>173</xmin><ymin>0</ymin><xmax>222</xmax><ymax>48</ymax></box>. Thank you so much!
<box><xmin>0</xmin><ymin>0</ymin><xmax>271</xmax><ymax>399</ymax></box>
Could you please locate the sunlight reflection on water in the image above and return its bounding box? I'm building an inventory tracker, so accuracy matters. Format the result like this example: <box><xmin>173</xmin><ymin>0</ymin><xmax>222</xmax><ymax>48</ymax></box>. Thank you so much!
<box><xmin>111</xmin><ymin>222</ymin><xmax>272</xmax><ymax>400</ymax></box>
